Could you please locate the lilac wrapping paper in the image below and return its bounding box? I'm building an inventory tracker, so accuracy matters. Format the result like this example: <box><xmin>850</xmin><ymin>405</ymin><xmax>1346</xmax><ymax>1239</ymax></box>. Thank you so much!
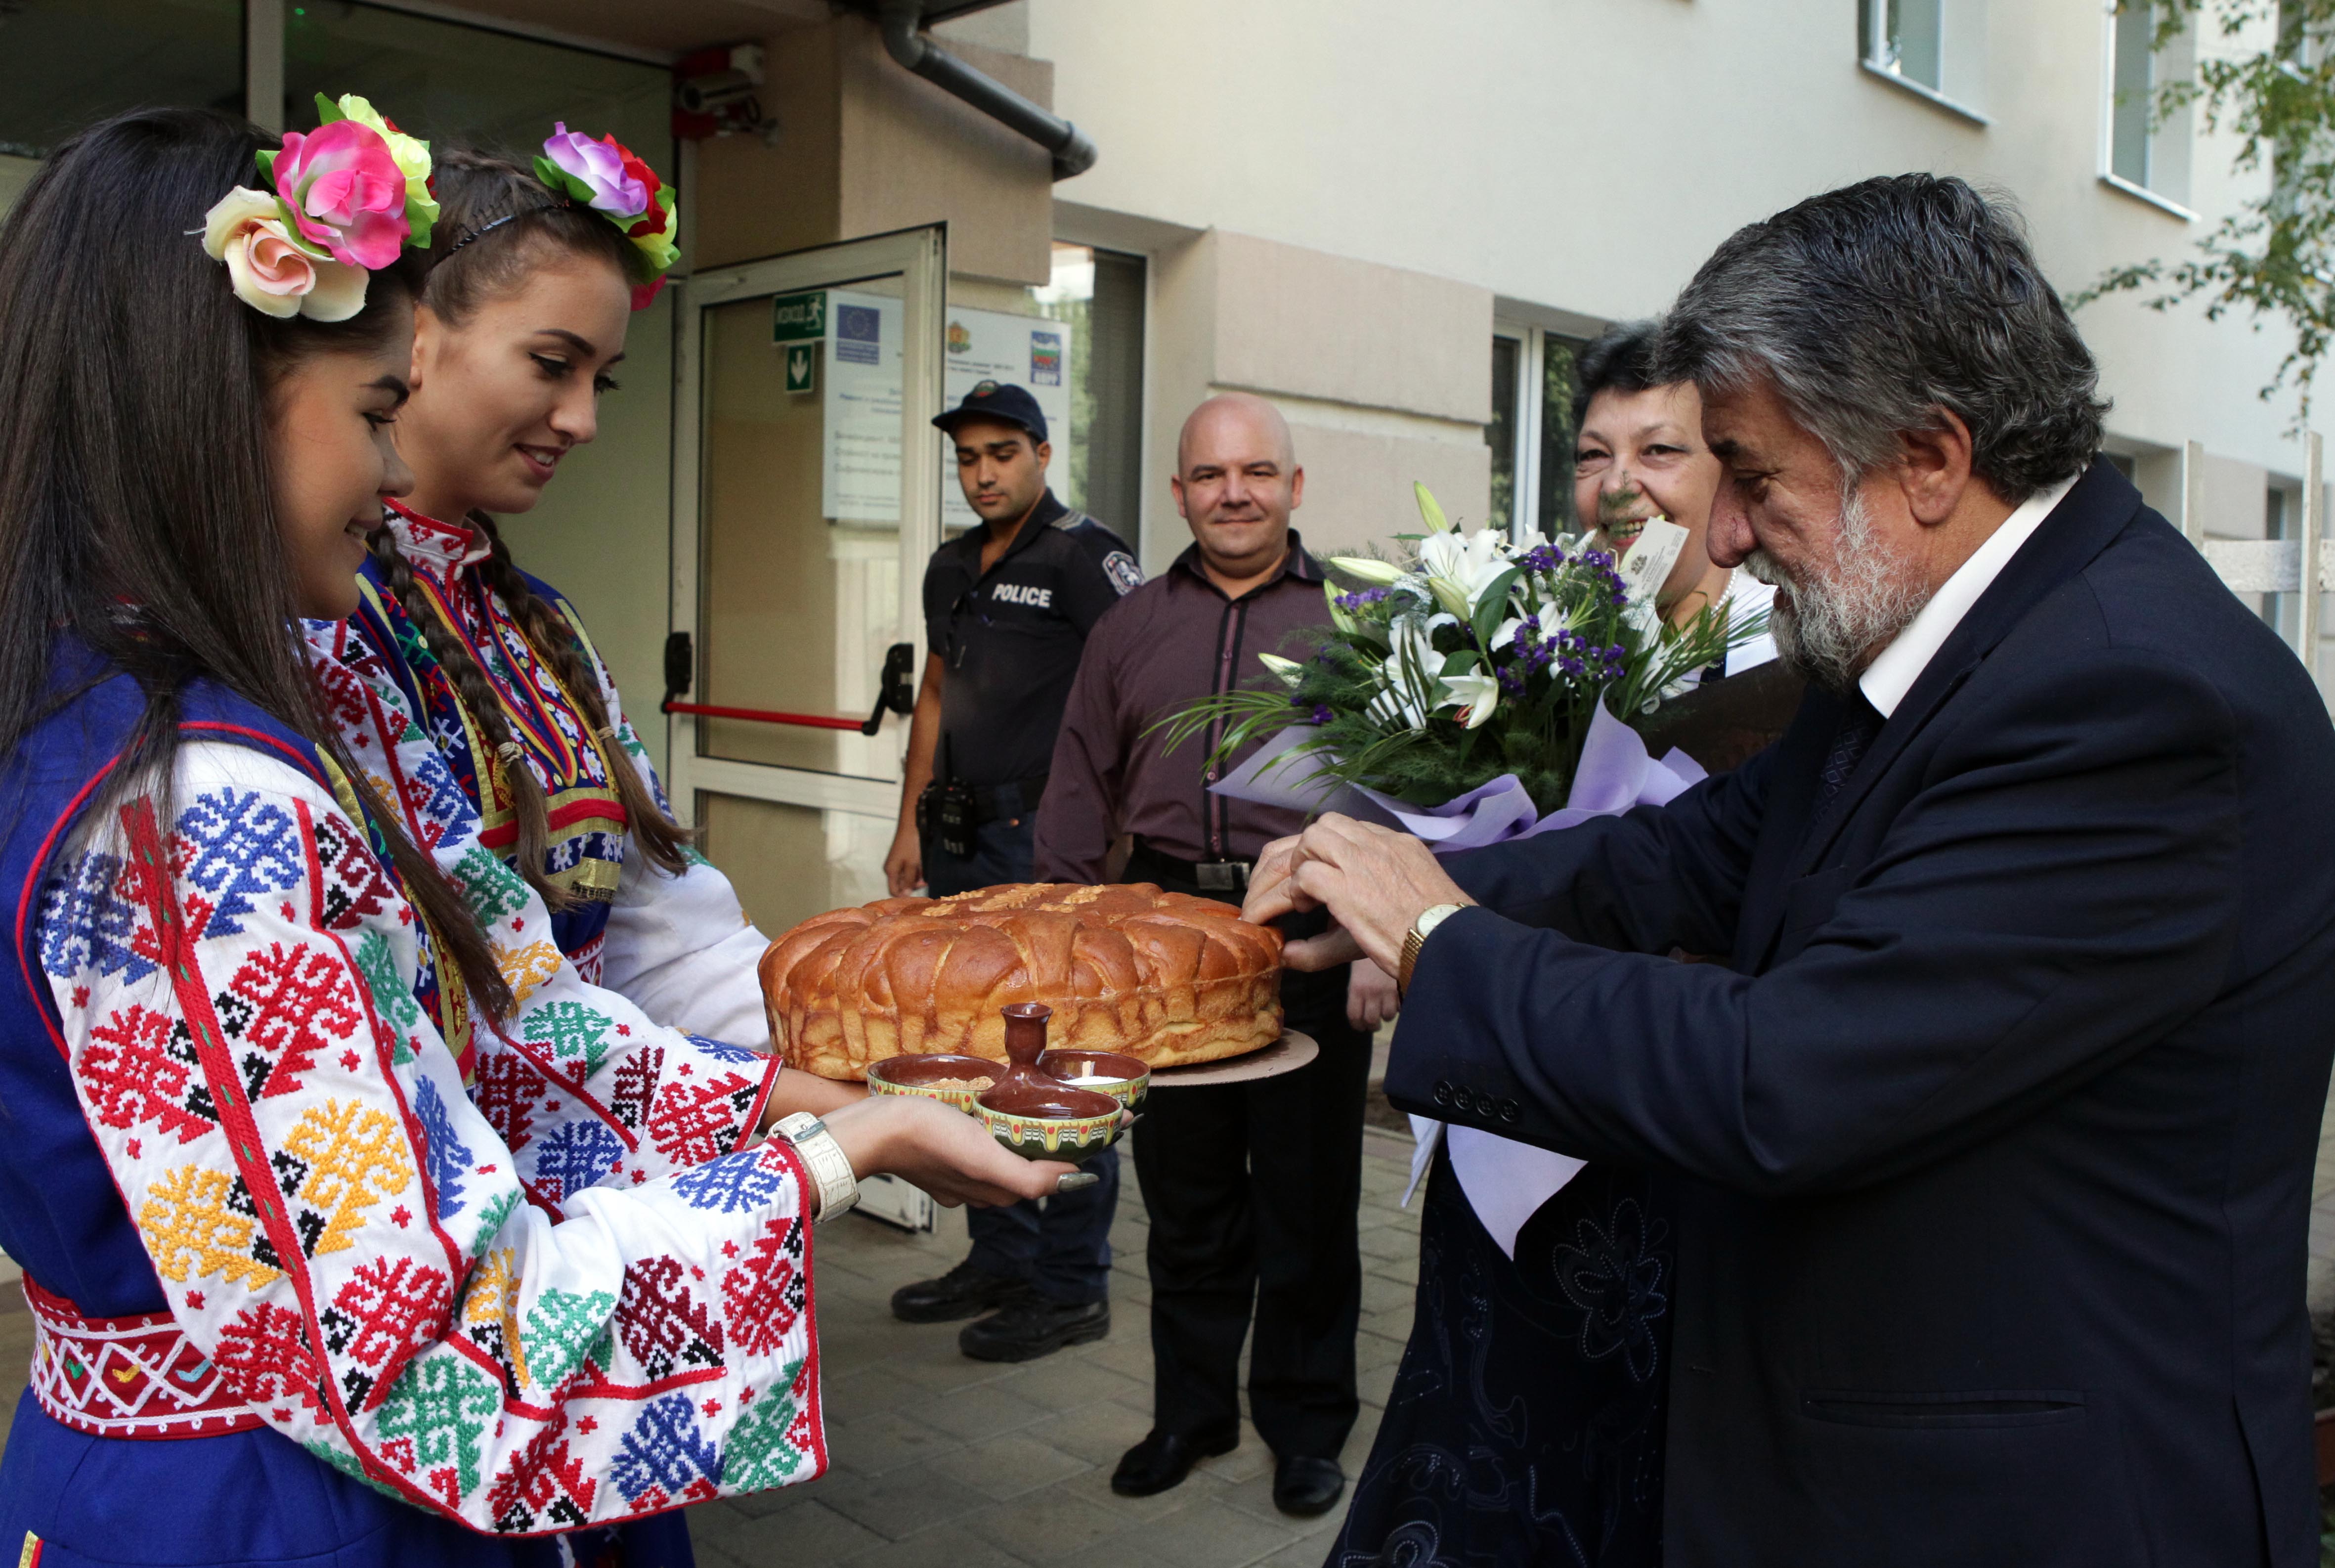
<box><xmin>1209</xmin><ymin>703</ymin><xmax>1707</xmax><ymax>1257</ymax></box>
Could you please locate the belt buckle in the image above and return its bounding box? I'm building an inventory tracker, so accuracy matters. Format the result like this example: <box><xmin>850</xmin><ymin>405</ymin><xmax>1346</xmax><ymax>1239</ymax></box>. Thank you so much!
<box><xmin>1196</xmin><ymin>860</ymin><xmax>1248</xmax><ymax>892</ymax></box>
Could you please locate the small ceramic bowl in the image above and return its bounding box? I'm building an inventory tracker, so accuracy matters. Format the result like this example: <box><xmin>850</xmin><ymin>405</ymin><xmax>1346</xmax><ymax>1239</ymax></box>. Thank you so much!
<box><xmin>975</xmin><ymin>1081</ymin><xmax>1124</xmax><ymax>1163</ymax></box>
<box><xmin>865</xmin><ymin>1053</ymin><xmax>1004</xmax><ymax>1113</ymax></box>
<box><xmin>1038</xmin><ymin>1048</ymin><xmax>1150</xmax><ymax>1115</ymax></box>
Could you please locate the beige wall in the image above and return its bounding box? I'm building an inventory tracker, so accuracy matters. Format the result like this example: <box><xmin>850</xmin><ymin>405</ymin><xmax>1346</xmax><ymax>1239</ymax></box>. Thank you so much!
<box><xmin>1143</xmin><ymin>228</ymin><xmax>1493</xmax><ymax>569</ymax></box>
<box><xmin>1030</xmin><ymin>0</ymin><xmax>2326</xmax><ymax>487</ymax></box>
<box><xmin>696</xmin><ymin>15</ymin><xmax>1053</xmax><ymax>284</ymax></box>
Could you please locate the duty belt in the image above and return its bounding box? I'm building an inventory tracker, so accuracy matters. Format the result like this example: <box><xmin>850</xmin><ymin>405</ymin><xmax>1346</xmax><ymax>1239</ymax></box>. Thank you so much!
<box><xmin>22</xmin><ymin>1274</ymin><xmax>262</xmax><ymax>1439</ymax></box>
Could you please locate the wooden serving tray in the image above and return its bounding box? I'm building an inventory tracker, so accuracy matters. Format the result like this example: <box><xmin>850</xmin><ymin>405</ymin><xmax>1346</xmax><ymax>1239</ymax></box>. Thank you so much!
<box><xmin>1148</xmin><ymin>1030</ymin><xmax>1319</xmax><ymax>1088</ymax></box>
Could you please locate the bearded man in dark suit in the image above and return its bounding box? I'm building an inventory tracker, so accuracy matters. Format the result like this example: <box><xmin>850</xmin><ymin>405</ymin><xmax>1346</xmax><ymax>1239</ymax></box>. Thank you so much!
<box><xmin>1245</xmin><ymin>174</ymin><xmax>2335</xmax><ymax>1566</ymax></box>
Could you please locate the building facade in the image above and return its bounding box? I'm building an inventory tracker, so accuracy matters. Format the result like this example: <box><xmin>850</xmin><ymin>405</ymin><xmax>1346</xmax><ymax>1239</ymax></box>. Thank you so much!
<box><xmin>0</xmin><ymin>0</ymin><xmax>2320</xmax><ymax>933</ymax></box>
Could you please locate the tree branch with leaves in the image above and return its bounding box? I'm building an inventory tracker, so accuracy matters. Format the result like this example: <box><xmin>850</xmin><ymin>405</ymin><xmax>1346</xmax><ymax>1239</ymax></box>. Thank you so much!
<box><xmin>2078</xmin><ymin>0</ymin><xmax>2335</xmax><ymax>429</ymax></box>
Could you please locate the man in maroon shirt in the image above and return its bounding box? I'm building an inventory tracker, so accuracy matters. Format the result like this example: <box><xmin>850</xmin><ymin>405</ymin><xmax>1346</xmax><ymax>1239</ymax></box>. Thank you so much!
<box><xmin>1036</xmin><ymin>393</ymin><xmax>1382</xmax><ymax>1518</ymax></box>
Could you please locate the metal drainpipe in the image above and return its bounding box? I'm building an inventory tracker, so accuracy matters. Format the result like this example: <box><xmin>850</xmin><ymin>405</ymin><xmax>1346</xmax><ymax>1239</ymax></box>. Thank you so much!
<box><xmin>876</xmin><ymin>0</ymin><xmax>1098</xmax><ymax>180</ymax></box>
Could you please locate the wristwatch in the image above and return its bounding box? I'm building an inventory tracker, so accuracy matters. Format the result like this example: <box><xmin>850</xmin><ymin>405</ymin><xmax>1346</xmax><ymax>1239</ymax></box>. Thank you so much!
<box><xmin>1397</xmin><ymin>902</ymin><xmax>1468</xmax><ymax>996</ymax></box>
<box><xmin>774</xmin><ymin>1112</ymin><xmax>859</xmax><ymax>1223</ymax></box>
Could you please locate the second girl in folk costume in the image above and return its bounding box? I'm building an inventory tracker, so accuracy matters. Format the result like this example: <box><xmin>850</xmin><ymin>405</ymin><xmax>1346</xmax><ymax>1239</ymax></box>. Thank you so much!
<box><xmin>306</xmin><ymin>129</ymin><xmax>817</xmax><ymax>1086</ymax></box>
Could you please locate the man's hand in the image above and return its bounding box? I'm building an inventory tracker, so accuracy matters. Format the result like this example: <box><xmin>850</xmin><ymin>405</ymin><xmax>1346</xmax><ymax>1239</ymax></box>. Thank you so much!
<box><xmin>1241</xmin><ymin>814</ymin><xmax>1470</xmax><ymax>974</ymax></box>
<box><xmin>1347</xmin><ymin>958</ymin><xmax>1401</xmax><ymax>1031</ymax></box>
<box><xmin>884</xmin><ymin>823</ymin><xmax>925</xmax><ymax>897</ymax></box>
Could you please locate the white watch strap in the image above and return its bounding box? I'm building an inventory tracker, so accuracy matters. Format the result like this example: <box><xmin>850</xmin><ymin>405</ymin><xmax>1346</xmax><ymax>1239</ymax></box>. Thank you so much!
<box><xmin>775</xmin><ymin>1112</ymin><xmax>859</xmax><ymax>1223</ymax></box>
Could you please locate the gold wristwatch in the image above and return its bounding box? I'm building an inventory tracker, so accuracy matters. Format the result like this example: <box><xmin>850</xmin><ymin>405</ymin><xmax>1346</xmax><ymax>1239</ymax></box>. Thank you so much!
<box><xmin>1397</xmin><ymin>903</ymin><xmax>1467</xmax><ymax>996</ymax></box>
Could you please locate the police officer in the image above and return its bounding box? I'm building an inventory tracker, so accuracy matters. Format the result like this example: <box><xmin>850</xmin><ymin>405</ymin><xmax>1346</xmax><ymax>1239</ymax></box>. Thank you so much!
<box><xmin>883</xmin><ymin>378</ymin><xmax>1143</xmax><ymax>1361</ymax></box>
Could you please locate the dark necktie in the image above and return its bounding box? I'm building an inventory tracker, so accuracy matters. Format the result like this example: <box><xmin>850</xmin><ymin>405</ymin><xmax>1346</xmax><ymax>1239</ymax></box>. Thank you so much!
<box><xmin>1814</xmin><ymin>693</ymin><xmax>1883</xmax><ymax>813</ymax></box>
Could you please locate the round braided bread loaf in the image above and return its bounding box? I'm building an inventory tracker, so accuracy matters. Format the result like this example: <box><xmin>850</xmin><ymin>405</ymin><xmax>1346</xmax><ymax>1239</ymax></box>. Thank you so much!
<box><xmin>760</xmin><ymin>883</ymin><xmax>1284</xmax><ymax>1080</ymax></box>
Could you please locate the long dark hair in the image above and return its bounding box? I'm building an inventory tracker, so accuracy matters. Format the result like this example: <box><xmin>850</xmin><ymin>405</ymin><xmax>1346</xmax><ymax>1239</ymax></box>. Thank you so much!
<box><xmin>365</xmin><ymin>144</ymin><xmax>691</xmax><ymax>910</ymax></box>
<box><xmin>0</xmin><ymin>106</ymin><xmax>513</xmax><ymax>1019</ymax></box>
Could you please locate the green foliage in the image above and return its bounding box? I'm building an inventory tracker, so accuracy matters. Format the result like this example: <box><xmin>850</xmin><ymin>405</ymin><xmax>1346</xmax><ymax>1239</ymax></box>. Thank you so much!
<box><xmin>2078</xmin><ymin>1</ymin><xmax>2335</xmax><ymax>428</ymax></box>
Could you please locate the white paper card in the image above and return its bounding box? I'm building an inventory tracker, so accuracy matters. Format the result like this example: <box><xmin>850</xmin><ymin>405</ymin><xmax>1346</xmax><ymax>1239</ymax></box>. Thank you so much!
<box><xmin>1447</xmin><ymin>1127</ymin><xmax>1587</xmax><ymax>1259</ymax></box>
<box><xmin>1616</xmin><ymin>517</ymin><xmax>1688</xmax><ymax>604</ymax></box>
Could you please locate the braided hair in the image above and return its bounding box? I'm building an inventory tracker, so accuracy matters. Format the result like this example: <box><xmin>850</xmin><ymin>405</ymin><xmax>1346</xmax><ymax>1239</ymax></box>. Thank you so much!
<box><xmin>367</xmin><ymin>144</ymin><xmax>691</xmax><ymax>910</ymax></box>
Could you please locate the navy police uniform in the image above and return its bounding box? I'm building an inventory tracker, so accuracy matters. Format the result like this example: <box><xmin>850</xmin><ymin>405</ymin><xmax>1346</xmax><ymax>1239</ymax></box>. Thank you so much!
<box><xmin>921</xmin><ymin>381</ymin><xmax>1139</xmax><ymax>1309</ymax></box>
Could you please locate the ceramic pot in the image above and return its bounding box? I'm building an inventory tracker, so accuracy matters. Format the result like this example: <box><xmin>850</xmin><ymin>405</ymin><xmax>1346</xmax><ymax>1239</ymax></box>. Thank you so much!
<box><xmin>1038</xmin><ymin>1048</ymin><xmax>1150</xmax><ymax>1114</ymax></box>
<box><xmin>865</xmin><ymin>1053</ymin><xmax>1002</xmax><ymax>1113</ymax></box>
<box><xmin>974</xmin><ymin>1080</ymin><xmax>1124</xmax><ymax>1163</ymax></box>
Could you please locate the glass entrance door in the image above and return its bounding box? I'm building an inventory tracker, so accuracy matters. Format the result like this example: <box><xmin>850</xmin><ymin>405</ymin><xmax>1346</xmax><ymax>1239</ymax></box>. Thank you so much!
<box><xmin>667</xmin><ymin>226</ymin><xmax>946</xmax><ymax>937</ymax></box>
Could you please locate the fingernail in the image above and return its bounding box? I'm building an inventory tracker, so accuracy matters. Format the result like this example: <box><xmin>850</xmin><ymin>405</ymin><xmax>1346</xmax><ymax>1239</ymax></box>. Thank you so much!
<box><xmin>1056</xmin><ymin>1172</ymin><xmax>1100</xmax><ymax>1193</ymax></box>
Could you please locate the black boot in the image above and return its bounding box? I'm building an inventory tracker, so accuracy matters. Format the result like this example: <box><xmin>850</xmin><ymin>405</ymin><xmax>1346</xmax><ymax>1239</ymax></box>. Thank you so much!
<box><xmin>957</xmin><ymin>1295</ymin><xmax>1110</xmax><ymax>1362</ymax></box>
<box><xmin>890</xmin><ymin>1259</ymin><xmax>1025</xmax><ymax>1324</ymax></box>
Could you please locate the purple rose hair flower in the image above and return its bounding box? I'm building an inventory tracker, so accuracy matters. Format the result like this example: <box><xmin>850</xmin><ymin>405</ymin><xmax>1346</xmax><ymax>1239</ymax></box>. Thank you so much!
<box><xmin>541</xmin><ymin>121</ymin><xmax>649</xmax><ymax>219</ymax></box>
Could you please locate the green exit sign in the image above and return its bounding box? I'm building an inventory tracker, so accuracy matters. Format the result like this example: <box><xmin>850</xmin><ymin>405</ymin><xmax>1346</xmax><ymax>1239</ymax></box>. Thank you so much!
<box><xmin>772</xmin><ymin>290</ymin><xmax>827</xmax><ymax>343</ymax></box>
<box><xmin>784</xmin><ymin>342</ymin><xmax>817</xmax><ymax>394</ymax></box>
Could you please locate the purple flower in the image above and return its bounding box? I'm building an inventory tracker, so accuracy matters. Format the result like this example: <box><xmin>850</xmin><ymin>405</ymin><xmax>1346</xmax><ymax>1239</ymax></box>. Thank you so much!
<box><xmin>1310</xmin><ymin>703</ymin><xmax>1334</xmax><ymax>725</ymax></box>
<box><xmin>540</xmin><ymin>121</ymin><xmax>648</xmax><ymax>219</ymax></box>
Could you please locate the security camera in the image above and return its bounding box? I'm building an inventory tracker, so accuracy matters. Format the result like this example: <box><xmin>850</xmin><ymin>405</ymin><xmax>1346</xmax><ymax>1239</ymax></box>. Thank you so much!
<box><xmin>676</xmin><ymin>69</ymin><xmax>759</xmax><ymax>116</ymax></box>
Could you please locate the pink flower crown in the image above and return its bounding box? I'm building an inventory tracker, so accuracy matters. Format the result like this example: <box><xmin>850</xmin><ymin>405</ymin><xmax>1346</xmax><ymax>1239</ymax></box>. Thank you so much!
<box><xmin>199</xmin><ymin>93</ymin><xmax>436</xmax><ymax>321</ymax></box>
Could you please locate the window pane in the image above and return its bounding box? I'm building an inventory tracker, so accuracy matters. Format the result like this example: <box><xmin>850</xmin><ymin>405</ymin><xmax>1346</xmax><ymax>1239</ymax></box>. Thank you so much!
<box><xmin>1031</xmin><ymin>243</ymin><xmax>1146</xmax><ymax>537</ymax></box>
<box><xmin>285</xmin><ymin>2</ymin><xmax>670</xmax><ymax>164</ymax></box>
<box><xmin>2113</xmin><ymin>2</ymin><xmax>2155</xmax><ymax>185</ymax></box>
<box><xmin>1488</xmin><ymin>336</ymin><xmax>1519</xmax><ymax>534</ymax></box>
<box><xmin>1883</xmin><ymin>0</ymin><xmax>1944</xmax><ymax>89</ymax></box>
<box><xmin>1538</xmin><ymin>336</ymin><xmax>1585</xmax><ymax>536</ymax></box>
<box><xmin>0</xmin><ymin>0</ymin><xmax>242</xmax><ymax>160</ymax></box>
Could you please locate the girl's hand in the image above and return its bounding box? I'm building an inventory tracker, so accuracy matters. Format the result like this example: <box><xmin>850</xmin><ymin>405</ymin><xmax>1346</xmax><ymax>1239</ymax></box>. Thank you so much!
<box><xmin>819</xmin><ymin>1094</ymin><xmax>1100</xmax><ymax>1208</ymax></box>
<box><xmin>763</xmin><ymin>1067</ymin><xmax>867</xmax><ymax>1120</ymax></box>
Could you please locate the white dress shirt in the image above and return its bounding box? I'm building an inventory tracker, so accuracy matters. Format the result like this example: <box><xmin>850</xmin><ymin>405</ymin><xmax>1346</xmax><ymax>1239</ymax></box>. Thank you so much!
<box><xmin>1859</xmin><ymin>474</ymin><xmax>2079</xmax><ymax>718</ymax></box>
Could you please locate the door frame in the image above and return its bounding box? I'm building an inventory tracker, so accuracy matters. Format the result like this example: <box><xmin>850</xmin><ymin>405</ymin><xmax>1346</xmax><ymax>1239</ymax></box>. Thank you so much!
<box><xmin>665</xmin><ymin>223</ymin><xmax>949</xmax><ymax>827</ymax></box>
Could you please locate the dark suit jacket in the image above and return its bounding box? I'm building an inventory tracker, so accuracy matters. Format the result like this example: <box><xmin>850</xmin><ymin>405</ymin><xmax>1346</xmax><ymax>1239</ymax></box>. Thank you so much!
<box><xmin>1389</xmin><ymin>461</ymin><xmax>2335</xmax><ymax>1566</ymax></box>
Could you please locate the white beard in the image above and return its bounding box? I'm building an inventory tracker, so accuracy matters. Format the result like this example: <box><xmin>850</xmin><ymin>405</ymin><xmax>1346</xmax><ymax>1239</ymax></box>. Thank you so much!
<box><xmin>1742</xmin><ymin>488</ymin><xmax>1928</xmax><ymax>696</ymax></box>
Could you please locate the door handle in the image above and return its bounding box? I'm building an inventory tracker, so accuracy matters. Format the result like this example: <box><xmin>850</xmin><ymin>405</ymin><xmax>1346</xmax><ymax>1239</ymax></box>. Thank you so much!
<box><xmin>662</xmin><ymin>630</ymin><xmax>694</xmax><ymax>708</ymax></box>
<box><xmin>860</xmin><ymin>642</ymin><xmax>917</xmax><ymax>736</ymax></box>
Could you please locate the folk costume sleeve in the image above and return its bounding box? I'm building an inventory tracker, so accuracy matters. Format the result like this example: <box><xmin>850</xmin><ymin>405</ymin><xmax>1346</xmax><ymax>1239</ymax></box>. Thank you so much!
<box><xmin>554</xmin><ymin>600</ymin><xmax>776</xmax><ymax>1048</ymax></box>
<box><xmin>306</xmin><ymin>619</ymin><xmax>784</xmax><ymax>1198</ymax></box>
<box><xmin>39</xmin><ymin>740</ymin><xmax>825</xmax><ymax>1532</ymax></box>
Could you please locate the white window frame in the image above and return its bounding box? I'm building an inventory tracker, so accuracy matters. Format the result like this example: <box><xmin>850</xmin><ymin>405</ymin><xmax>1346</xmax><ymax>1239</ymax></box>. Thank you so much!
<box><xmin>1860</xmin><ymin>0</ymin><xmax>1990</xmax><ymax>126</ymax></box>
<box><xmin>1492</xmin><ymin>321</ymin><xmax>1595</xmax><ymax>545</ymax></box>
<box><xmin>2099</xmin><ymin>0</ymin><xmax>2198</xmax><ymax>218</ymax></box>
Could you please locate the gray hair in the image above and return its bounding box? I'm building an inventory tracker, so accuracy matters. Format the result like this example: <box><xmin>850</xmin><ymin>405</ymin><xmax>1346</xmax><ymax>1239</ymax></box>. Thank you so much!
<box><xmin>1652</xmin><ymin>175</ymin><xmax>2108</xmax><ymax>503</ymax></box>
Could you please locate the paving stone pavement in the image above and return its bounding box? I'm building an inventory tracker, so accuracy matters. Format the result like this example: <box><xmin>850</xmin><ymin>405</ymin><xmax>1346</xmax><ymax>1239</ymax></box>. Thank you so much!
<box><xmin>689</xmin><ymin>1123</ymin><xmax>1423</xmax><ymax>1568</ymax></box>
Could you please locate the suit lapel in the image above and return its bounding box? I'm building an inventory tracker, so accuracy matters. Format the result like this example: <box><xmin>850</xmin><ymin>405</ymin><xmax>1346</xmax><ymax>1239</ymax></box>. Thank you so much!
<box><xmin>1770</xmin><ymin>457</ymin><xmax>2147</xmax><ymax>884</ymax></box>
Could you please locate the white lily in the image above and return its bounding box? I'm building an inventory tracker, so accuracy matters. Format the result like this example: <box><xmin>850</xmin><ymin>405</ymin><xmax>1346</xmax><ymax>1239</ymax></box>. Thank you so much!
<box><xmin>1328</xmin><ymin>555</ymin><xmax>1405</xmax><ymax>586</ymax></box>
<box><xmin>1488</xmin><ymin>615</ymin><xmax>1526</xmax><ymax>652</ymax></box>
<box><xmin>1414</xmin><ymin>481</ymin><xmax>1455</xmax><ymax>534</ymax></box>
<box><xmin>1439</xmin><ymin>669</ymin><xmax>1501</xmax><ymax>729</ymax></box>
<box><xmin>1256</xmin><ymin>652</ymin><xmax>1305</xmax><ymax>689</ymax></box>
<box><xmin>1417</xmin><ymin>527</ymin><xmax>1512</xmax><ymax>620</ymax></box>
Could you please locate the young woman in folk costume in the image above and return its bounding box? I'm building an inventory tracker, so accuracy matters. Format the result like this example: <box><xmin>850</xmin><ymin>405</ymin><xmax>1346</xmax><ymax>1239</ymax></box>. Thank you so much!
<box><xmin>302</xmin><ymin>131</ymin><xmax>838</xmax><ymax>1113</ymax></box>
<box><xmin>0</xmin><ymin>104</ymin><xmax>1074</xmax><ymax>1566</ymax></box>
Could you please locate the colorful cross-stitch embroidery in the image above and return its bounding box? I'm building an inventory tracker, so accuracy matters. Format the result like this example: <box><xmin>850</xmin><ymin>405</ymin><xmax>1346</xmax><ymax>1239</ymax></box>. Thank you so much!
<box><xmin>34</xmin><ymin>739</ymin><xmax>820</xmax><ymax>1533</ymax></box>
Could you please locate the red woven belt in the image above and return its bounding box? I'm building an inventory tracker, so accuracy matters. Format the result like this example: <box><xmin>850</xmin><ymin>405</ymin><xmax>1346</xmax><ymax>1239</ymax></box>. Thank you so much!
<box><xmin>22</xmin><ymin>1275</ymin><xmax>261</xmax><ymax>1439</ymax></box>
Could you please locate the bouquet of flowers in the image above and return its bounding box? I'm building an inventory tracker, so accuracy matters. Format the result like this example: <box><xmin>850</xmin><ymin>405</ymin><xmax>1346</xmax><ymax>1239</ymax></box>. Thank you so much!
<box><xmin>1161</xmin><ymin>483</ymin><xmax>1765</xmax><ymax>818</ymax></box>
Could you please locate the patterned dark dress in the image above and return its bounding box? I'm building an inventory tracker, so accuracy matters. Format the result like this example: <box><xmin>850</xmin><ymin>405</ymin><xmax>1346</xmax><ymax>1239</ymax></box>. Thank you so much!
<box><xmin>1329</xmin><ymin>1145</ymin><xmax>1669</xmax><ymax>1568</ymax></box>
<box><xmin>1329</xmin><ymin>654</ymin><xmax>1799</xmax><ymax>1568</ymax></box>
